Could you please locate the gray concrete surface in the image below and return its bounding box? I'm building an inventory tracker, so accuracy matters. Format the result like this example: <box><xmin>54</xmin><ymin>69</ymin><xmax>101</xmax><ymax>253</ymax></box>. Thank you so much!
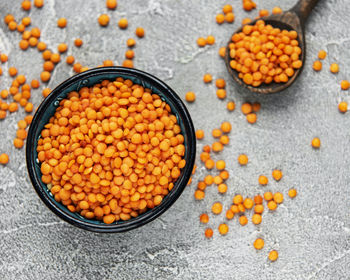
<box><xmin>0</xmin><ymin>0</ymin><xmax>350</xmax><ymax>279</ymax></box>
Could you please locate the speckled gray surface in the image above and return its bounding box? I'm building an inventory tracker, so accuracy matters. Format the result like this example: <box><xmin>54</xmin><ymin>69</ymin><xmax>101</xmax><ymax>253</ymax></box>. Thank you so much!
<box><xmin>0</xmin><ymin>0</ymin><xmax>350</xmax><ymax>279</ymax></box>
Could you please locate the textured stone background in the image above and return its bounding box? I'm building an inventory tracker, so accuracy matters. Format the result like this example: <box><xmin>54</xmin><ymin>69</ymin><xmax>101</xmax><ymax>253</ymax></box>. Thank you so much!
<box><xmin>1</xmin><ymin>0</ymin><xmax>350</xmax><ymax>279</ymax></box>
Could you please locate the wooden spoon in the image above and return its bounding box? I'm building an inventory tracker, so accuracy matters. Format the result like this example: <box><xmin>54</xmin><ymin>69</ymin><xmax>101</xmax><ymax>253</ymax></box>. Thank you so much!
<box><xmin>225</xmin><ymin>0</ymin><xmax>320</xmax><ymax>94</ymax></box>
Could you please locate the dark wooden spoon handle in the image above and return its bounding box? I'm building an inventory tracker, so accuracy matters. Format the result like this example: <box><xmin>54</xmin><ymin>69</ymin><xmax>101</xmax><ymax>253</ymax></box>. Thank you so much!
<box><xmin>291</xmin><ymin>0</ymin><xmax>320</xmax><ymax>26</ymax></box>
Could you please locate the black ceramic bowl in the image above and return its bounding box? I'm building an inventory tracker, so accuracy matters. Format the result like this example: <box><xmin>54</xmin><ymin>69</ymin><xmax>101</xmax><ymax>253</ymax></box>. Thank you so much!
<box><xmin>26</xmin><ymin>67</ymin><xmax>196</xmax><ymax>233</ymax></box>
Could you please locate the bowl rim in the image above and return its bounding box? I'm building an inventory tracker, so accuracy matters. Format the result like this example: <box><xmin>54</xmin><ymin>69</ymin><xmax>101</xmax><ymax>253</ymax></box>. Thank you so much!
<box><xmin>26</xmin><ymin>66</ymin><xmax>196</xmax><ymax>233</ymax></box>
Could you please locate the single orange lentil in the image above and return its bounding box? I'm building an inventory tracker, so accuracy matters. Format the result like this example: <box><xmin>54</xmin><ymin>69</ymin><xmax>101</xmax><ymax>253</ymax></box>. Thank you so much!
<box><xmin>254</xmin><ymin>204</ymin><xmax>264</xmax><ymax>214</ymax></box>
<box><xmin>25</xmin><ymin>102</ymin><xmax>34</xmax><ymax>112</ymax></box>
<box><xmin>218</xmin><ymin>183</ymin><xmax>228</xmax><ymax>194</ymax></box>
<box><xmin>274</xmin><ymin>192</ymin><xmax>284</xmax><ymax>204</ymax></box>
<box><xmin>216</xmin><ymin>160</ymin><xmax>226</xmax><ymax>170</ymax></box>
<box><xmin>135</xmin><ymin>27</ymin><xmax>145</xmax><ymax>38</ymax></box>
<box><xmin>238</xmin><ymin>154</ymin><xmax>248</xmax><ymax>166</ymax></box>
<box><xmin>216</xmin><ymin>89</ymin><xmax>226</xmax><ymax>99</ymax></box>
<box><xmin>0</xmin><ymin>111</ymin><xmax>6</xmax><ymax>119</ymax></box>
<box><xmin>22</xmin><ymin>0</ymin><xmax>31</xmax><ymax>10</ymax></box>
<box><xmin>233</xmin><ymin>194</ymin><xmax>243</xmax><ymax>205</ymax></box>
<box><xmin>57</xmin><ymin>18</ymin><xmax>67</xmax><ymax>28</ymax></box>
<box><xmin>272</xmin><ymin>6</ymin><xmax>283</xmax><ymax>14</ymax></box>
<box><xmin>0</xmin><ymin>53</ymin><xmax>8</xmax><ymax>63</ymax></box>
<box><xmin>215</xmin><ymin>78</ymin><xmax>226</xmax><ymax>89</ymax></box>
<box><xmin>288</xmin><ymin>188</ymin><xmax>297</xmax><ymax>198</ymax></box>
<box><xmin>50</xmin><ymin>53</ymin><xmax>61</xmax><ymax>64</ymax></box>
<box><xmin>212</xmin><ymin>142</ymin><xmax>223</xmax><ymax>152</ymax></box>
<box><xmin>268</xmin><ymin>250</ymin><xmax>279</xmax><ymax>262</ymax></box>
<box><xmin>212</xmin><ymin>202</ymin><xmax>223</xmax><ymax>214</ymax></box>
<box><xmin>31</xmin><ymin>27</ymin><xmax>41</xmax><ymax>38</ymax></box>
<box><xmin>220</xmin><ymin>121</ymin><xmax>231</xmax><ymax>133</ymax></box>
<box><xmin>318</xmin><ymin>50</ymin><xmax>327</xmax><ymax>60</ymax></box>
<box><xmin>9</xmin><ymin>67</ymin><xmax>17</xmax><ymax>77</ymax></box>
<box><xmin>40</xmin><ymin>71</ymin><xmax>51</xmax><ymax>82</ymax></box>
<box><xmin>254</xmin><ymin>238</ymin><xmax>264</xmax><ymax>250</ymax></box>
<box><xmin>272</xmin><ymin>169</ymin><xmax>283</xmax><ymax>181</ymax></box>
<box><xmin>252</xmin><ymin>214</ymin><xmax>262</xmax><ymax>225</ymax></box>
<box><xmin>259</xmin><ymin>9</ymin><xmax>269</xmax><ymax>17</ymax></box>
<box><xmin>74</xmin><ymin>38</ymin><xmax>83</xmax><ymax>47</ymax></box>
<box><xmin>226</xmin><ymin>209</ymin><xmax>234</xmax><ymax>219</ymax></box>
<box><xmin>185</xmin><ymin>91</ymin><xmax>196</xmax><ymax>103</ymax></box>
<box><xmin>212</xmin><ymin>129</ymin><xmax>222</xmax><ymax>138</ymax></box>
<box><xmin>8</xmin><ymin>102</ymin><xmax>18</xmax><ymax>113</ymax></box>
<box><xmin>66</xmin><ymin>55</ymin><xmax>75</xmax><ymax>65</ymax></box>
<box><xmin>205</xmin><ymin>228</ymin><xmax>213</xmax><ymax>238</ymax></box>
<box><xmin>28</xmin><ymin>37</ymin><xmax>38</xmax><ymax>47</ymax></box>
<box><xmin>19</xmin><ymin>40</ymin><xmax>29</xmax><ymax>50</ymax></box>
<box><xmin>122</xmin><ymin>60</ymin><xmax>133</xmax><ymax>68</ymax></box>
<box><xmin>127</xmin><ymin>38</ymin><xmax>136</xmax><ymax>47</ymax></box>
<box><xmin>219</xmin><ymin>47</ymin><xmax>226</xmax><ymax>58</ymax></box>
<box><xmin>1</xmin><ymin>90</ymin><xmax>9</xmax><ymax>99</ymax></box>
<box><xmin>222</xmin><ymin>4</ymin><xmax>233</xmax><ymax>14</ymax></box>
<box><xmin>125</xmin><ymin>50</ymin><xmax>134</xmax><ymax>59</ymax></box>
<box><xmin>200</xmin><ymin>213</ymin><xmax>209</xmax><ymax>224</ymax></box>
<box><xmin>195</xmin><ymin>129</ymin><xmax>204</xmax><ymax>140</ymax></box>
<box><xmin>227</xmin><ymin>101</ymin><xmax>235</xmax><ymax>111</ymax></box>
<box><xmin>225</xmin><ymin>12</ymin><xmax>235</xmax><ymax>23</ymax></box>
<box><xmin>206</xmin><ymin>35</ymin><xmax>215</xmax><ymax>45</ymax></box>
<box><xmin>34</xmin><ymin>0</ymin><xmax>44</xmax><ymax>8</ymax></box>
<box><xmin>204</xmin><ymin>175</ymin><xmax>214</xmax><ymax>185</ymax></box>
<box><xmin>42</xmin><ymin>50</ymin><xmax>52</xmax><ymax>60</ymax></box>
<box><xmin>8</xmin><ymin>21</ymin><xmax>17</xmax><ymax>31</ymax></box>
<box><xmin>239</xmin><ymin>215</ymin><xmax>248</xmax><ymax>226</ymax></box>
<box><xmin>16</xmin><ymin>129</ymin><xmax>27</xmax><ymax>139</ymax></box>
<box><xmin>37</xmin><ymin>41</ymin><xmax>47</xmax><ymax>51</ymax></box>
<box><xmin>267</xmin><ymin>200</ymin><xmax>277</xmax><ymax>211</ymax></box>
<box><xmin>194</xmin><ymin>189</ymin><xmax>205</xmax><ymax>200</ymax></box>
<box><xmin>31</xmin><ymin>79</ymin><xmax>40</xmax><ymax>89</ymax></box>
<box><xmin>14</xmin><ymin>138</ymin><xmax>24</xmax><ymax>149</ymax></box>
<box><xmin>24</xmin><ymin>115</ymin><xmax>33</xmax><ymax>125</ymax></box>
<box><xmin>242</xmin><ymin>18</ymin><xmax>252</xmax><ymax>25</ymax></box>
<box><xmin>330</xmin><ymin>63</ymin><xmax>339</xmax><ymax>74</ymax></box>
<box><xmin>118</xmin><ymin>18</ymin><xmax>128</xmax><ymax>29</ymax></box>
<box><xmin>341</xmin><ymin>80</ymin><xmax>350</xmax><ymax>90</ymax></box>
<box><xmin>243</xmin><ymin>198</ymin><xmax>254</xmax><ymax>209</ymax></box>
<box><xmin>218</xmin><ymin>223</ymin><xmax>229</xmax><ymax>235</ymax></box>
<box><xmin>0</xmin><ymin>153</ymin><xmax>9</xmax><ymax>165</ymax></box>
<box><xmin>264</xmin><ymin>191</ymin><xmax>273</xmax><ymax>201</ymax></box>
<box><xmin>338</xmin><ymin>101</ymin><xmax>348</xmax><ymax>113</ymax></box>
<box><xmin>246</xmin><ymin>113</ymin><xmax>257</xmax><ymax>124</ymax></box>
<box><xmin>22</xmin><ymin>17</ymin><xmax>31</xmax><ymax>26</ymax></box>
<box><xmin>259</xmin><ymin>175</ymin><xmax>268</xmax><ymax>186</ymax></box>
<box><xmin>197</xmin><ymin>37</ymin><xmax>206</xmax><ymax>47</ymax></box>
<box><xmin>203</xmin><ymin>73</ymin><xmax>212</xmax><ymax>83</ymax></box>
<box><xmin>313</xmin><ymin>60</ymin><xmax>322</xmax><ymax>71</ymax></box>
<box><xmin>216</xmin><ymin>14</ymin><xmax>225</xmax><ymax>24</ymax></box>
<box><xmin>58</xmin><ymin>43</ymin><xmax>68</xmax><ymax>53</ymax></box>
<box><xmin>98</xmin><ymin>14</ymin><xmax>109</xmax><ymax>26</ymax></box>
<box><xmin>241</xmin><ymin>103</ymin><xmax>252</xmax><ymax>115</ymax></box>
<box><xmin>106</xmin><ymin>0</ymin><xmax>117</xmax><ymax>9</ymax></box>
<box><xmin>42</xmin><ymin>88</ymin><xmax>51</xmax><ymax>98</ymax></box>
<box><xmin>311</xmin><ymin>137</ymin><xmax>321</xmax><ymax>149</ymax></box>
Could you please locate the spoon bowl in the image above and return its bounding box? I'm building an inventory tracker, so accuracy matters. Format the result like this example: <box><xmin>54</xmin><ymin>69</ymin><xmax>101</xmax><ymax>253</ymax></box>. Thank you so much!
<box><xmin>225</xmin><ymin>0</ymin><xmax>319</xmax><ymax>94</ymax></box>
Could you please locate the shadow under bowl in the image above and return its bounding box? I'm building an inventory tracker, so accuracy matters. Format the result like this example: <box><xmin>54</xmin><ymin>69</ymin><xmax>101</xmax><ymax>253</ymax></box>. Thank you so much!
<box><xmin>26</xmin><ymin>66</ymin><xmax>196</xmax><ymax>233</ymax></box>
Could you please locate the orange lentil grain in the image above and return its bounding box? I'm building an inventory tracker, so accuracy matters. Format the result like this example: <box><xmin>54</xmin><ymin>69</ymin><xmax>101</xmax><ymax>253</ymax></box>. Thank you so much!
<box><xmin>205</xmin><ymin>228</ymin><xmax>213</xmax><ymax>238</ymax></box>
<box><xmin>254</xmin><ymin>238</ymin><xmax>265</xmax><ymax>250</ymax></box>
<box><xmin>272</xmin><ymin>169</ymin><xmax>283</xmax><ymax>181</ymax></box>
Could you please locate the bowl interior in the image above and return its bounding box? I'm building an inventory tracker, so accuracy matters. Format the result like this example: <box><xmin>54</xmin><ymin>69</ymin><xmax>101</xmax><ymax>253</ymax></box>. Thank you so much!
<box><xmin>28</xmin><ymin>67</ymin><xmax>195</xmax><ymax>232</ymax></box>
